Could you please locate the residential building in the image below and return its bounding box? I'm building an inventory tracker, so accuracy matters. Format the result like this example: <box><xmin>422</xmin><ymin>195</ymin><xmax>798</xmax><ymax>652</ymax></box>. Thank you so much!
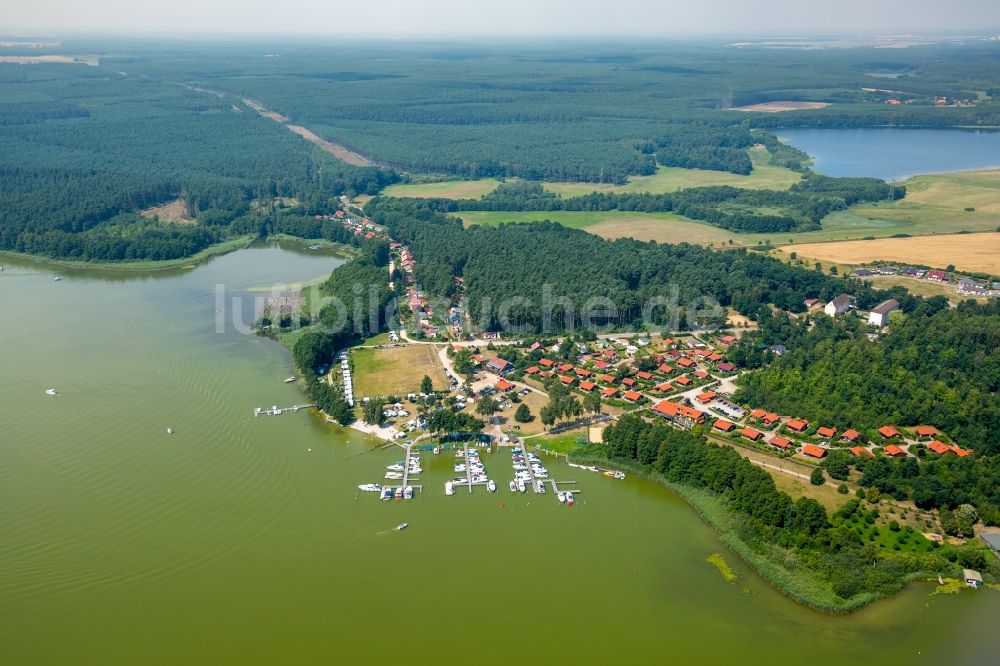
<box><xmin>824</xmin><ymin>294</ymin><xmax>856</xmax><ymax>317</ymax></box>
<box><xmin>868</xmin><ymin>299</ymin><xmax>900</xmax><ymax>327</ymax></box>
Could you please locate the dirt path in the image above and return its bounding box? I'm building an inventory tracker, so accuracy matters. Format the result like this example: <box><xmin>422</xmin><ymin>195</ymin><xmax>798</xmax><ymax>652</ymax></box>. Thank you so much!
<box><xmin>240</xmin><ymin>97</ymin><xmax>373</xmax><ymax>166</ymax></box>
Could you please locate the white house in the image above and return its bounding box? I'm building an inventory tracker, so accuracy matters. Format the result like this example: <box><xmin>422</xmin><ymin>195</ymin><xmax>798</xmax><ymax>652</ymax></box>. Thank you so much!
<box><xmin>868</xmin><ymin>299</ymin><xmax>900</xmax><ymax>327</ymax></box>
<box><xmin>824</xmin><ymin>294</ymin><xmax>856</xmax><ymax>317</ymax></box>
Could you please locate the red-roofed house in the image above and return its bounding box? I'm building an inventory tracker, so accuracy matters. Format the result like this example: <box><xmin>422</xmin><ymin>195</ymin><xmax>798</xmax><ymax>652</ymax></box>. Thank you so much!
<box><xmin>559</xmin><ymin>375</ymin><xmax>576</xmax><ymax>386</ymax></box>
<box><xmin>928</xmin><ymin>440</ymin><xmax>951</xmax><ymax>455</ymax></box>
<box><xmin>677</xmin><ymin>357</ymin><xmax>695</xmax><ymax>368</ymax></box>
<box><xmin>578</xmin><ymin>381</ymin><xmax>596</xmax><ymax>392</ymax></box>
<box><xmin>496</xmin><ymin>379</ymin><xmax>516</xmax><ymax>392</ymax></box>
<box><xmin>719</xmin><ymin>335</ymin><xmax>737</xmax><ymax>345</ymax></box>
<box><xmin>841</xmin><ymin>429</ymin><xmax>861</xmax><ymax>443</ymax></box>
<box><xmin>674</xmin><ymin>376</ymin><xmax>692</xmax><ymax>387</ymax></box>
<box><xmin>952</xmin><ymin>446</ymin><xmax>971</xmax><ymax>457</ymax></box>
<box><xmin>749</xmin><ymin>408</ymin><xmax>767</xmax><ymax>420</ymax></box>
<box><xmin>763</xmin><ymin>413</ymin><xmax>781</xmax><ymax>426</ymax></box>
<box><xmin>713</xmin><ymin>419</ymin><xmax>737</xmax><ymax>433</ymax></box>
<box><xmin>601</xmin><ymin>387</ymin><xmax>618</xmax><ymax>399</ymax></box>
<box><xmin>914</xmin><ymin>426</ymin><xmax>939</xmax><ymax>439</ymax></box>
<box><xmin>597</xmin><ymin>373</ymin><xmax>616</xmax><ymax>384</ymax></box>
<box><xmin>528</xmin><ymin>342</ymin><xmax>542</xmax><ymax>352</ymax></box>
<box><xmin>539</xmin><ymin>358</ymin><xmax>555</xmax><ymax>369</ymax></box>
<box><xmin>657</xmin><ymin>364</ymin><xmax>675</xmax><ymax>375</ymax></box>
<box><xmin>817</xmin><ymin>426</ymin><xmax>837</xmax><ymax>439</ymax></box>
<box><xmin>786</xmin><ymin>419</ymin><xmax>808</xmax><ymax>433</ymax></box>
<box><xmin>801</xmin><ymin>444</ymin><xmax>827</xmax><ymax>459</ymax></box>
<box><xmin>878</xmin><ymin>426</ymin><xmax>901</xmax><ymax>439</ymax></box>
<box><xmin>693</xmin><ymin>370</ymin><xmax>710</xmax><ymax>379</ymax></box>
<box><xmin>650</xmin><ymin>400</ymin><xmax>705</xmax><ymax>425</ymax></box>
<box><xmin>574</xmin><ymin>367</ymin><xmax>593</xmax><ymax>378</ymax></box>
<box><xmin>770</xmin><ymin>436</ymin><xmax>792</xmax><ymax>450</ymax></box>
<box><xmin>741</xmin><ymin>427</ymin><xmax>764</xmax><ymax>441</ymax></box>
<box><xmin>594</xmin><ymin>360</ymin><xmax>610</xmax><ymax>370</ymax></box>
<box><xmin>622</xmin><ymin>390</ymin><xmax>643</xmax><ymax>403</ymax></box>
<box><xmin>559</xmin><ymin>363</ymin><xmax>574</xmax><ymax>374</ymax></box>
<box><xmin>486</xmin><ymin>358</ymin><xmax>511</xmax><ymax>375</ymax></box>
<box><xmin>525</xmin><ymin>366</ymin><xmax>540</xmax><ymax>376</ymax></box>
<box><xmin>851</xmin><ymin>446</ymin><xmax>874</xmax><ymax>458</ymax></box>
<box><xmin>883</xmin><ymin>445</ymin><xmax>907</xmax><ymax>457</ymax></box>
<box><xmin>636</xmin><ymin>371</ymin><xmax>653</xmax><ymax>381</ymax></box>
<box><xmin>927</xmin><ymin>269</ymin><xmax>947</xmax><ymax>282</ymax></box>
<box><xmin>655</xmin><ymin>382</ymin><xmax>674</xmax><ymax>393</ymax></box>
<box><xmin>717</xmin><ymin>362</ymin><xmax>736</xmax><ymax>373</ymax></box>
<box><xmin>696</xmin><ymin>391</ymin><xmax>716</xmax><ymax>404</ymax></box>
<box><xmin>621</xmin><ymin>377</ymin><xmax>637</xmax><ymax>388</ymax></box>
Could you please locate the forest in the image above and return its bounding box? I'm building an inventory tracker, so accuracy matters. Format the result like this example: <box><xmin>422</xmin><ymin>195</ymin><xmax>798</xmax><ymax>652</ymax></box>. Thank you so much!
<box><xmin>596</xmin><ymin>415</ymin><xmax>994</xmax><ymax>607</ymax></box>
<box><xmin>365</xmin><ymin>197</ymin><xmax>890</xmax><ymax>329</ymax></box>
<box><xmin>89</xmin><ymin>38</ymin><xmax>1000</xmax><ymax>183</ymax></box>
<box><xmin>0</xmin><ymin>62</ymin><xmax>396</xmax><ymax>261</ymax></box>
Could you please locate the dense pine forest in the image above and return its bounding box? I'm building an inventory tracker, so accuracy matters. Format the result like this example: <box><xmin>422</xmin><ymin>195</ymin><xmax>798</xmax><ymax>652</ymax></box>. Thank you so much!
<box><xmin>366</xmin><ymin>198</ymin><xmax>893</xmax><ymax>328</ymax></box>
<box><xmin>97</xmin><ymin>39</ymin><xmax>1000</xmax><ymax>183</ymax></box>
<box><xmin>0</xmin><ymin>62</ymin><xmax>395</xmax><ymax>261</ymax></box>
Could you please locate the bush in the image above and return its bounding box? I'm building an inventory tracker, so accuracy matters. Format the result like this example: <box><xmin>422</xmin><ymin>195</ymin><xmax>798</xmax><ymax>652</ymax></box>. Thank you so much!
<box><xmin>810</xmin><ymin>467</ymin><xmax>825</xmax><ymax>486</ymax></box>
<box><xmin>838</xmin><ymin>483</ymin><xmax>849</xmax><ymax>494</ymax></box>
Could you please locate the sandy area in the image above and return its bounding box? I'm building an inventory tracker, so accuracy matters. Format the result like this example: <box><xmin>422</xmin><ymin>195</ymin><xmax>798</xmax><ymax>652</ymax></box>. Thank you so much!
<box><xmin>286</xmin><ymin>125</ymin><xmax>372</xmax><ymax>166</ymax></box>
<box><xmin>242</xmin><ymin>98</ymin><xmax>289</xmax><ymax>123</ymax></box>
<box><xmin>0</xmin><ymin>55</ymin><xmax>97</xmax><ymax>66</ymax></box>
<box><xmin>139</xmin><ymin>199</ymin><xmax>194</xmax><ymax>224</ymax></box>
<box><xmin>730</xmin><ymin>101</ymin><xmax>831</xmax><ymax>112</ymax></box>
<box><xmin>786</xmin><ymin>233</ymin><xmax>1000</xmax><ymax>275</ymax></box>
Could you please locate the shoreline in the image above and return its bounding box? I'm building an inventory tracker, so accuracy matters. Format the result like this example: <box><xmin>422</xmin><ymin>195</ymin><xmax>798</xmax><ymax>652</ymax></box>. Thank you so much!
<box><xmin>566</xmin><ymin>450</ymin><xmax>937</xmax><ymax>614</ymax></box>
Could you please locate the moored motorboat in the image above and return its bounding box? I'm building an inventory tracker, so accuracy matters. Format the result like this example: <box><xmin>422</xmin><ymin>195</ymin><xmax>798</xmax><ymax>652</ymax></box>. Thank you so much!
<box><xmin>445</xmin><ymin>481</ymin><xmax>455</xmax><ymax>496</ymax></box>
<box><xmin>566</xmin><ymin>491</ymin><xmax>575</xmax><ymax>505</ymax></box>
<box><xmin>487</xmin><ymin>480</ymin><xmax>497</xmax><ymax>493</ymax></box>
<box><xmin>385</xmin><ymin>472</ymin><xmax>403</xmax><ymax>480</ymax></box>
<box><xmin>516</xmin><ymin>479</ymin><xmax>526</xmax><ymax>493</ymax></box>
<box><xmin>557</xmin><ymin>491</ymin><xmax>566</xmax><ymax>503</ymax></box>
<box><xmin>404</xmin><ymin>486</ymin><xmax>414</xmax><ymax>500</ymax></box>
<box><xmin>283</xmin><ymin>376</ymin><xmax>296</xmax><ymax>383</ymax></box>
<box><xmin>394</xmin><ymin>487</ymin><xmax>403</xmax><ymax>499</ymax></box>
<box><xmin>381</xmin><ymin>487</ymin><xmax>393</xmax><ymax>501</ymax></box>
<box><xmin>358</xmin><ymin>483</ymin><xmax>382</xmax><ymax>492</ymax></box>
<box><xmin>508</xmin><ymin>480</ymin><xmax>517</xmax><ymax>492</ymax></box>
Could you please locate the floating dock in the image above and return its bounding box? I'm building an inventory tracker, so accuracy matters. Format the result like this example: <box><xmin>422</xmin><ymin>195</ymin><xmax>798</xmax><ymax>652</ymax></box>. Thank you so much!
<box><xmin>253</xmin><ymin>404</ymin><xmax>314</xmax><ymax>417</ymax></box>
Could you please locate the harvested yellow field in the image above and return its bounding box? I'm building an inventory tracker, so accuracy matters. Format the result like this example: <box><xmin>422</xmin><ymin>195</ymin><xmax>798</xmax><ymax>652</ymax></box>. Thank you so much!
<box><xmin>382</xmin><ymin>179</ymin><xmax>502</xmax><ymax>199</ymax></box>
<box><xmin>140</xmin><ymin>199</ymin><xmax>194</xmax><ymax>224</ymax></box>
<box><xmin>786</xmin><ymin>233</ymin><xmax>1000</xmax><ymax>275</ymax></box>
<box><xmin>351</xmin><ymin>345</ymin><xmax>447</xmax><ymax>398</ymax></box>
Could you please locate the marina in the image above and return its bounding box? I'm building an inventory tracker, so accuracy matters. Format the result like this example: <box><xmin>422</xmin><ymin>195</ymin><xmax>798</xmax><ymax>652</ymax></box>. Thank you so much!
<box><xmin>449</xmin><ymin>442</ymin><xmax>491</xmax><ymax>494</ymax></box>
<box><xmin>253</xmin><ymin>403</ymin><xmax>314</xmax><ymax>417</ymax></box>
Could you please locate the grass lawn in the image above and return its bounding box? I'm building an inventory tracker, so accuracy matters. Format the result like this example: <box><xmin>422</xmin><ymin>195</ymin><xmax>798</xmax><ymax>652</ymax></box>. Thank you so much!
<box><xmin>494</xmin><ymin>390</ymin><xmax>550</xmax><ymax>435</ymax></box>
<box><xmin>530</xmin><ymin>429</ymin><xmax>593</xmax><ymax>455</ymax></box>
<box><xmin>351</xmin><ymin>344</ymin><xmax>447</xmax><ymax>398</ymax></box>
<box><xmin>541</xmin><ymin>145</ymin><xmax>802</xmax><ymax>196</ymax></box>
<box><xmin>862</xmin><ymin>275</ymin><xmax>990</xmax><ymax>303</ymax></box>
<box><xmin>382</xmin><ymin>178</ymin><xmax>503</xmax><ymax>199</ymax></box>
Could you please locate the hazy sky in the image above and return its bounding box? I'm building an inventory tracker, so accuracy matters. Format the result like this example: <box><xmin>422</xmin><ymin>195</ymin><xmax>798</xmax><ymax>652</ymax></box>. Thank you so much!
<box><xmin>4</xmin><ymin>0</ymin><xmax>1000</xmax><ymax>37</ymax></box>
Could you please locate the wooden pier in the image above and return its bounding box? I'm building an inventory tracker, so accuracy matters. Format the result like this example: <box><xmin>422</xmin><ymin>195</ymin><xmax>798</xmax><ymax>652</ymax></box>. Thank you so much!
<box><xmin>253</xmin><ymin>403</ymin><xmax>314</xmax><ymax>417</ymax></box>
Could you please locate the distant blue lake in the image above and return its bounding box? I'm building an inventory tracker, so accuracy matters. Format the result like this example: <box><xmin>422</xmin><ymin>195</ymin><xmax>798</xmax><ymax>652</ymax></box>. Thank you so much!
<box><xmin>778</xmin><ymin>128</ymin><xmax>1000</xmax><ymax>180</ymax></box>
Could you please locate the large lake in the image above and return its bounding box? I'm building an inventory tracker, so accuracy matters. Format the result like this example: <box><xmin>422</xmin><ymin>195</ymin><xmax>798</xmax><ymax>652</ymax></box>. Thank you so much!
<box><xmin>779</xmin><ymin>128</ymin><xmax>1000</xmax><ymax>180</ymax></box>
<box><xmin>2</xmin><ymin>243</ymin><xmax>1000</xmax><ymax>664</ymax></box>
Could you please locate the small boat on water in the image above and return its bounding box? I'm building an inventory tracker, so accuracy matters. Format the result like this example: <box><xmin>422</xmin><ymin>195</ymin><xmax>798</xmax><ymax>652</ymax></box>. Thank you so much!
<box><xmin>487</xmin><ymin>480</ymin><xmax>497</xmax><ymax>493</ymax></box>
<box><xmin>53</xmin><ymin>276</ymin><xmax>63</xmax><ymax>281</ymax></box>
<box><xmin>45</xmin><ymin>388</ymin><xmax>57</xmax><ymax>396</ymax></box>
<box><xmin>445</xmin><ymin>481</ymin><xmax>455</xmax><ymax>496</ymax></box>
<box><xmin>166</xmin><ymin>427</ymin><xmax>174</xmax><ymax>435</ymax></box>
<box><xmin>380</xmin><ymin>487</ymin><xmax>393</xmax><ymax>501</ymax></box>
<box><xmin>387</xmin><ymin>464</ymin><xmax>405</xmax><ymax>472</ymax></box>
<box><xmin>283</xmin><ymin>376</ymin><xmax>296</xmax><ymax>383</ymax></box>
<box><xmin>536</xmin><ymin>482</ymin><xmax>546</xmax><ymax>494</ymax></box>
<box><xmin>566</xmin><ymin>491</ymin><xmax>575</xmax><ymax>506</ymax></box>
<box><xmin>396</xmin><ymin>522</ymin><xmax>408</xmax><ymax>531</ymax></box>
<box><xmin>516</xmin><ymin>479</ymin><xmax>526</xmax><ymax>493</ymax></box>
<box><xmin>557</xmin><ymin>491</ymin><xmax>566</xmax><ymax>503</ymax></box>
<box><xmin>433</xmin><ymin>446</ymin><xmax>440</xmax><ymax>455</ymax></box>
<box><xmin>613</xmin><ymin>471</ymin><xmax>626</xmax><ymax>480</ymax></box>
<box><xmin>602</xmin><ymin>471</ymin><xmax>616</xmax><ymax>478</ymax></box>
<box><xmin>508</xmin><ymin>480</ymin><xmax>517</xmax><ymax>492</ymax></box>
<box><xmin>358</xmin><ymin>483</ymin><xmax>382</xmax><ymax>492</ymax></box>
<box><xmin>586</xmin><ymin>466</ymin><xmax>600</xmax><ymax>473</ymax></box>
<box><xmin>404</xmin><ymin>486</ymin><xmax>414</xmax><ymax>500</ymax></box>
<box><xmin>385</xmin><ymin>472</ymin><xmax>403</xmax><ymax>480</ymax></box>
<box><xmin>394</xmin><ymin>487</ymin><xmax>403</xmax><ymax>499</ymax></box>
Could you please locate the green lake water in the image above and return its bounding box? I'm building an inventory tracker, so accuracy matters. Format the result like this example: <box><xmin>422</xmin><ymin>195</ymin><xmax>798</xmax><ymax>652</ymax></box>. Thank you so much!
<box><xmin>2</xmin><ymin>241</ymin><xmax>999</xmax><ymax>665</ymax></box>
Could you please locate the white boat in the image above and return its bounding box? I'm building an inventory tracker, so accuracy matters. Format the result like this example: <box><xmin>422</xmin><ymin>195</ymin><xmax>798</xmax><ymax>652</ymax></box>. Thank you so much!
<box><xmin>380</xmin><ymin>487</ymin><xmax>393</xmax><ymax>501</ymax></box>
<box><xmin>385</xmin><ymin>472</ymin><xmax>403</xmax><ymax>480</ymax></box>
<box><xmin>53</xmin><ymin>276</ymin><xmax>63</xmax><ymax>281</ymax></box>
<box><xmin>394</xmin><ymin>487</ymin><xmax>403</xmax><ymax>499</ymax></box>
<box><xmin>396</xmin><ymin>523</ymin><xmax>408</xmax><ymax>531</ymax></box>
<box><xmin>487</xmin><ymin>480</ymin><xmax>497</xmax><ymax>493</ymax></box>
<box><xmin>404</xmin><ymin>486</ymin><xmax>414</xmax><ymax>500</ymax></box>
<box><xmin>433</xmin><ymin>447</ymin><xmax>440</xmax><ymax>455</ymax></box>
<box><xmin>536</xmin><ymin>482</ymin><xmax>546</xmax><ymax>494</ymax></box>
<box><xmin>166</xmin><ymin>427</ymin><xmax>174</xmax><ymax>434</ymax></box>
<box><xmin>358</xmin><ymin>483</ymin><xmax>382</xmax><ymax>492</ymax></box>
<box><xmin>586</xmin><ymin>466</ymin><xmax>600</xmax><ymax>473</ymax></box>
<box><xmin>516</xmin><ymin>479</ymin><xmax>526</xmax><ymax>493</ymax></box>
<box><xmin>445</xmin><ymin>481</ymin><xmax>455</xmax><ymax>496</ymax></box>
<box><xmin>254</xmin><ymin>407</ymin><xmax>261</xmax><ymax>417</ymax></box>
<box><xmin>557</xmin><ymin>491</ymin><xmax>567</xmax><ymax>503</ymax></box>
<box><xmin>566</xmin><ymin>491</ymin><xmax>575</xmax><ymax>505</ymax></box>
<box><xmin>614</xmin><ymin>471</ymin><xmax>626</xmax><ymax>480</ymax></box>
<box><xmin>386</xmin><ymin>464</ymin><xmax>405</xmax><ymax>472</ymax></box>
<box><xmin>508</xmin><ymin>480</ymin><xmax>517</xmax><ymax>492</ymax></box>
<box><xmin>45</xmin><ymin>388</ymin><xmax>57</xmax><ymax>396</ymax></box>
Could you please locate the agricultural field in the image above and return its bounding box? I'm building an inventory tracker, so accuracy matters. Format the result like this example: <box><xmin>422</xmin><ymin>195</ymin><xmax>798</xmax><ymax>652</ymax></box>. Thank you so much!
<box><xmin>382</xmin><ymin>178</ymin><xmax>504</xmax><ymax>199</ymax></box>
<box><xmin>783</xmin><ymin>232</ymin><xmax>1000</xmax><ymax>275</ymax></box>
<box><xmin>862</xmin><ymin>275</ymin><xmax>991</xmax><ymax>303</ymax></box>
<box><xmin>351</xmin><ymin>345</ymin><xmax>447</xmax><ymax>398</ymax></box>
